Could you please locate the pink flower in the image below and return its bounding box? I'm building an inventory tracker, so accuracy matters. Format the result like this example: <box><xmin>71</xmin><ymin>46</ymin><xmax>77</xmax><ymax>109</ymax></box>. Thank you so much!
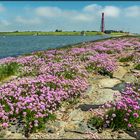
<box><xmin>23</xmin><ymin>112</ymin><xmax>27</xmax><ymax>116</ymax></box>
<box><xmin>128</xmin><ymin>109</ymin><xmax>132</xmax><ymax>113</ymax></box>
<box><xmin>133</xmin><ymin>113</ymin><xmax>139</xmax><ymax>118</ymax></box>
<box><xmin>128</xmin><ymin>123</ymin><xmax>132</xmax><ymax>128</ymax></box>
<box><xmin>2</xmin><ymin>123</ymin><xmax>8</xmax><ymax>128</ymax></box>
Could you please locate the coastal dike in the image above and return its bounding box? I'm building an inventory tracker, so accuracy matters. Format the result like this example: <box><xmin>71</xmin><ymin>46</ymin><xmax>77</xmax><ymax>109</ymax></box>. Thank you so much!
<box><xmin>0</xmin><ymin>36</ymin><xmax>139</xmax><ymax>139</ymax></box>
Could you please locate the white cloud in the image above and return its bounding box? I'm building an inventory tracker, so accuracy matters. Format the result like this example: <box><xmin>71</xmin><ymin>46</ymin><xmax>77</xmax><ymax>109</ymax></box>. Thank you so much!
<box><xmin>101</xmin><ymin>6</ymin><xmax>120</xmax><ymax>17</ymax></box>
<box><xmin>35</xmin><ymin>6</ymin><xmax>62</xmax><ymax>17</ymax></box>
<box><xmin>83</xmin><ymin>4</ymin><xmax>120</xmax><ymax>18</ymax></box>
<box><xmin>73</xmin><ymin>14</ymin><xmax>93</xmax><ymax>21</ymax></box>
<box><xmin>34</xmin><ymin>6</ymin><xmax>93</xmax><ymax>22</ymax></box>
<box><xmin>83</xmin><ymin>4</ymin><xmax>102</xmax><ymax>13</ymax></box>
<box><xmin>124</xmin><ymin>6</ymin><xmax>140</xmax><ymax>17</ymax></box>
<box><xmin>15</xmin><ymin>16</ymin><xmax>42</xmax><ymax>25</ymax></box>
<box><xmin>0</xmin><ymin>19</ymin><xmax>10</xmax><ymax>26</ymax></box>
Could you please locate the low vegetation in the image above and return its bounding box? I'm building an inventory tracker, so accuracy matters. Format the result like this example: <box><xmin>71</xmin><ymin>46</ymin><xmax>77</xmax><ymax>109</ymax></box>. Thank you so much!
<box><xmin>0</xmin><ymin>37</ymin><xmax>139</xmax><ymax>136</ymax></box>
<box><xmin>119</xmin><ymin>55</ymin><xmax>134</xmax><ymax>62</ymax></box>
<box><xmin>0</xmin><ymin>62</ymin><xmax>21</xmax><ymax>81</ymax></box>
<box><xmin>88</xmin><ymin>83</ymin><xmax>140</xmax><ymax>131</ymax></box>
<box><xmin>0</xmin><ymin>31</ymin><xmax>128</xmax><ymax>36</ymax></box>
<box><xmin>135</xmin><ymin>64</ymin><xmax>140</xmax><ymax>70</ymax></box>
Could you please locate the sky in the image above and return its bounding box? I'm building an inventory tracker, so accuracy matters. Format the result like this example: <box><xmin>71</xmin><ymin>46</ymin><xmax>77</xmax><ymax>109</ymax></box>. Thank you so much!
<box><xmin>0</xmin><ymin>1</ymin><xmax>140</xmax><ymax>33</ymax></box>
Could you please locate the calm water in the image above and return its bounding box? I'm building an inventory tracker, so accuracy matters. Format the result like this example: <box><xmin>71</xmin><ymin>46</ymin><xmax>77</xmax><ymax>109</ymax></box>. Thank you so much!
<box><xmin>0</xmin><ymin>35</ymin><xmax>111</xmax><ymax>58</ymax></box>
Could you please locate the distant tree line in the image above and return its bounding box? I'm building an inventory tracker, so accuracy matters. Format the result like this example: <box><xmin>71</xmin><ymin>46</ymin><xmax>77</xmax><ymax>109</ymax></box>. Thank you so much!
<box><xmin>104</xmin><ymin>30</ymin><xmax>129</xmax><ymax>34</ymax></box>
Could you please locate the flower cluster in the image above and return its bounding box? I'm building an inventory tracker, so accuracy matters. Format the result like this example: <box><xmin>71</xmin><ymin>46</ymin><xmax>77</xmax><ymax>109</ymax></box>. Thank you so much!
<box><xmin>89</xmin><ymin>53</ymin><xmax>117</xmax><ymax>73</ymax></box>
<box><xmin>101</xmin><ymin>83</ymin><xmax>140</xmax><ymax>130</ymax></box>
<box><xmin>0</xmin><ymin>74</ymin><xmax>88</xmax><ymax>129</ymax></box>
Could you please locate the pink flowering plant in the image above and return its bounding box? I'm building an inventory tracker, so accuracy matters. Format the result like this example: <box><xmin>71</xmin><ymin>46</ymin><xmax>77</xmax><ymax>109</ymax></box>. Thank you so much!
<box><xmin>0</xmin><ymin>37</ymin><xmax>139</xmax><ymax>135</ymax></box>
<box><xmin>0</xmin><ymin>74</ymin><xmax>88</xmax><ymax>133</ymax></box>
<box><xmin>0</xmin><ymin>62</ymin><xmax>21</xmax><ymax>81</ymax></box>
<box><xmin>87</xmin><ymin>53</ymin><xmax>117</xmax><ymax>77</ymax></box>
<box><xmin>90</xmin><ymin>83</ymin><xmax>140</xmax><ymax>131</ymax></box>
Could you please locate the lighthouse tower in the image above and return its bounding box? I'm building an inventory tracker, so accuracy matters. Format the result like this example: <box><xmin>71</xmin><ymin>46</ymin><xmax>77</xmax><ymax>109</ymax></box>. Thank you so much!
<box><xmin>101</xmin><ymin>12</ymin><xmax>105</xmax><ymax>32</ymax></box>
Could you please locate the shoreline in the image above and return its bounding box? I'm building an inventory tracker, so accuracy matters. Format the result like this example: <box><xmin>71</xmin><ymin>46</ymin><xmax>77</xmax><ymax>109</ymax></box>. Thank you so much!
<box><xmin>0</xmin><ymin>31</ymin><xmax>130</xmax><ymax>36</ymax></box>
<box><xmin>0</xmin><ymin>34</ymin><xmax>137</xmax><ymax>60</ymax></box>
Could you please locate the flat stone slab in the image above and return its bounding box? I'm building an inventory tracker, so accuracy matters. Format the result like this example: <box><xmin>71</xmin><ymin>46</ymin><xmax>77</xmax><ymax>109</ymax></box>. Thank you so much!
<box><xmin>3</xmin><ymin>131</ymin><xmax>25</xmax><ymax>139</ymax></box>
<box><xmin>123</xmin><ymin>73</ymin><xmax>138</xmax><ymax>83</ymax></box>
<box><xmin>68</xmin><ymin>109</ymin><xmax>84</xmax><ymax>122</ymax></box>
<box><xmin>99</xmin><ymin>78</ymin><xmax>121</xmax><ymax>88</ymax></box>
<box><xmin>60</xmin><ymin>132</ymin><xmax>87</xmax><ymax>139</ymax></box>
<box><xmin>92</xmin><ymin>89</ymin><xmax>120</xmax><ymax>105</ymax></box>
<box><xmin>113</xmin><ymin>66</ymin><xmax>127</xmax><ymax>79</ymax></box>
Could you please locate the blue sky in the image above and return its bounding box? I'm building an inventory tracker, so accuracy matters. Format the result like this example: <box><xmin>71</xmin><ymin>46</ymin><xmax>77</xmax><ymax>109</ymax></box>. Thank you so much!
<box><xmin>0</xmin><ymin>1</ymin><xmax>140</xmax><ymax>33</ymax></box>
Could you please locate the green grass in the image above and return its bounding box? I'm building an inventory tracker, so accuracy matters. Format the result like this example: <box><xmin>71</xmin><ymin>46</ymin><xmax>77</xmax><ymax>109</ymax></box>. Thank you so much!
<box><xmin>119</xmin><ymin>55</ymin><xmax>134</xmax><ymax>62</ymax></box>
<box><xmin>0</xmin><ymin>31</ymin><xmax>132</xmax><ymax>36</ymax></box>
<box><xmin>0</xmin><ymin>62</ymin><xmax>21</xmax><ymax>81</ymax></box>
<box><xmin>110</xmin><ymin>32</ymin><xmax>129</xmax><ymax>36</ymax></box>
<box><xmin>134</xmin><ymin>64</ymin><xmax>140</xmax><ymax>70</ymax></box>
<box><xmin>0</xmin><ymin>31</ymin><xmax>105</xmax><ymax>36</ymax></box>
<box><xmin>88</xmin><ymin>116</ymin><xmax>104</xmax><ymax>129</ymax></box>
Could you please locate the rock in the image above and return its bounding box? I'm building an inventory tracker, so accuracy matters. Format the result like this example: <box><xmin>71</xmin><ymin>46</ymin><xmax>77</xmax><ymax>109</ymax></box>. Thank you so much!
<box><xmin>61</xmin><ymin>132</ymin><xmax>86</xmax><ymax>139</ymax></box>
<box><xmin>45</xmin><ymin>120</ymin><xmax>67</xmax><ymax>134</ymax></box>
<box><xmin>118</xmin><ymin>130</ymin><xmax>124</xmax><ymax>134</ymax></box>
<box><xmin>117</xmin><ymin>132</ymin><xmax>135</xmax><ymax>139</ymax></box>
<box><xmin>68</xmin><ymin>109</ymin><xmax>84</xmax><ymax>122</ymax></box>
<box><xmin>112</xmin><ymin>83</ymin><xmax>126</xmax><ymax>92</ymax></box>
<box><xmin>127</xmin><ymin>130</ymin><xmax>140</xmax><ymax>139</ymax></box>
<box><xmin>64</xmin><ymin>122</ymin><xmax>95</xmax><ymax>134</ymax></box>
<box><xmin>99</xmin><ymin>78</ymin><xmax>121</xmax><ymax>88</ymax></box>
<box><xmin>99</xmin><ymin>129</ymin><xmax>135</xmax><ymax>139</ymax></box>
<box><xmin>98</xmin><ymin>127</ymin><xmax>103</xmax><ymax>133</ymax></box>
<box><xmin>4</xmin><ymin>131</ymin><xmax>25</xmax><ymax>139</ymax></box>
<box><xmin>46</xmin><ymin>127</ymin><xmax>56</xmax><ymax>133</ymax></box>
<box><xmin>45</xmin><ymin>124</ymin><xmax>57</xmax><ymax>133</ymax></box>
<box><xmin>113</xmin><ymin>66</ymin><xmax>127</xmax><ymax>79</ymax></box>
<box><xmin>131</xmin><ymin>69</ymin><xmax>140</xmax><ymax>74</ymax></box>
<box><xmin>59</xmin><ymin>107</ymin><xmax>66</xmax><ymax>112</ymax></box>
<box><xmin>53</xmin><ymin>121</ymin><xmax>67</xmax><ymax>129</ymax></box>
<box><xmin>55</xmin><ymin>111</ymin><xmax>64</xmax><ymax>120</ymax></box>
<box><xmin>64</xmin><ymin>122</ymin><xmax>78</xmax><ymax>132</ymax></box>
<box><xmin>123</xmin><ymin>73</ymin><xmax>138</xmax><ymax>83</ymax></box>
<box><xmin>0</xmin><ymin>130</ymin><xmax>7</xmax><ymax>138</ymax></box>
<box><xmin>9</xmin><ymin>125</ymin><xmax>17</xmax><ymax>133</ymax></box>
<box><xmin>92</xmin><ymin>89</ymin><xmax>120</xmax><ymax>105</ymax></box>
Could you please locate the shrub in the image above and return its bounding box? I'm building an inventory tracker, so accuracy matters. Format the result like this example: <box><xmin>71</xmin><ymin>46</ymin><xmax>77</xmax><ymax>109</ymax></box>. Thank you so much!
<box><xmin>105</xmin><ymin>109</ymin><xmax>140</xmax><ymax>130</ymax></box>
<box><xmin>86</xmin><ymin>64</ymin><xmax>95</xmax><ymax>73</ymax></box>
<box><xmin>0</xmin><ymin>62</ymin><xmax>21</xmax><ymax>81</ymax></box>
<box><xmin>119</xmin><ymin>55</ymin><xmax>133</xmax><ymax>62</ymax></box>
<box><xmin>135</xmin><ymin>64</ymin><xmax>140</xmax><ymax>70</ymax></box>
<box><xmin>96</xmin><ymin>67</ymin><xmax>113</xmax><ymax>78</ymax></box>
<box><xmin>88</xmin><ymin>116</ymin><xmax>104</xmax><ymax>129</ymax></box>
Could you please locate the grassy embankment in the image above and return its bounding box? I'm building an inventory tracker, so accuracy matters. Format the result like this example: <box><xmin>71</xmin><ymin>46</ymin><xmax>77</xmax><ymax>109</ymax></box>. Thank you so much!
<box><xmin>0</xmin><ymin>31</ymin><xmax>128</xmax><ymax>36</ymax></box>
